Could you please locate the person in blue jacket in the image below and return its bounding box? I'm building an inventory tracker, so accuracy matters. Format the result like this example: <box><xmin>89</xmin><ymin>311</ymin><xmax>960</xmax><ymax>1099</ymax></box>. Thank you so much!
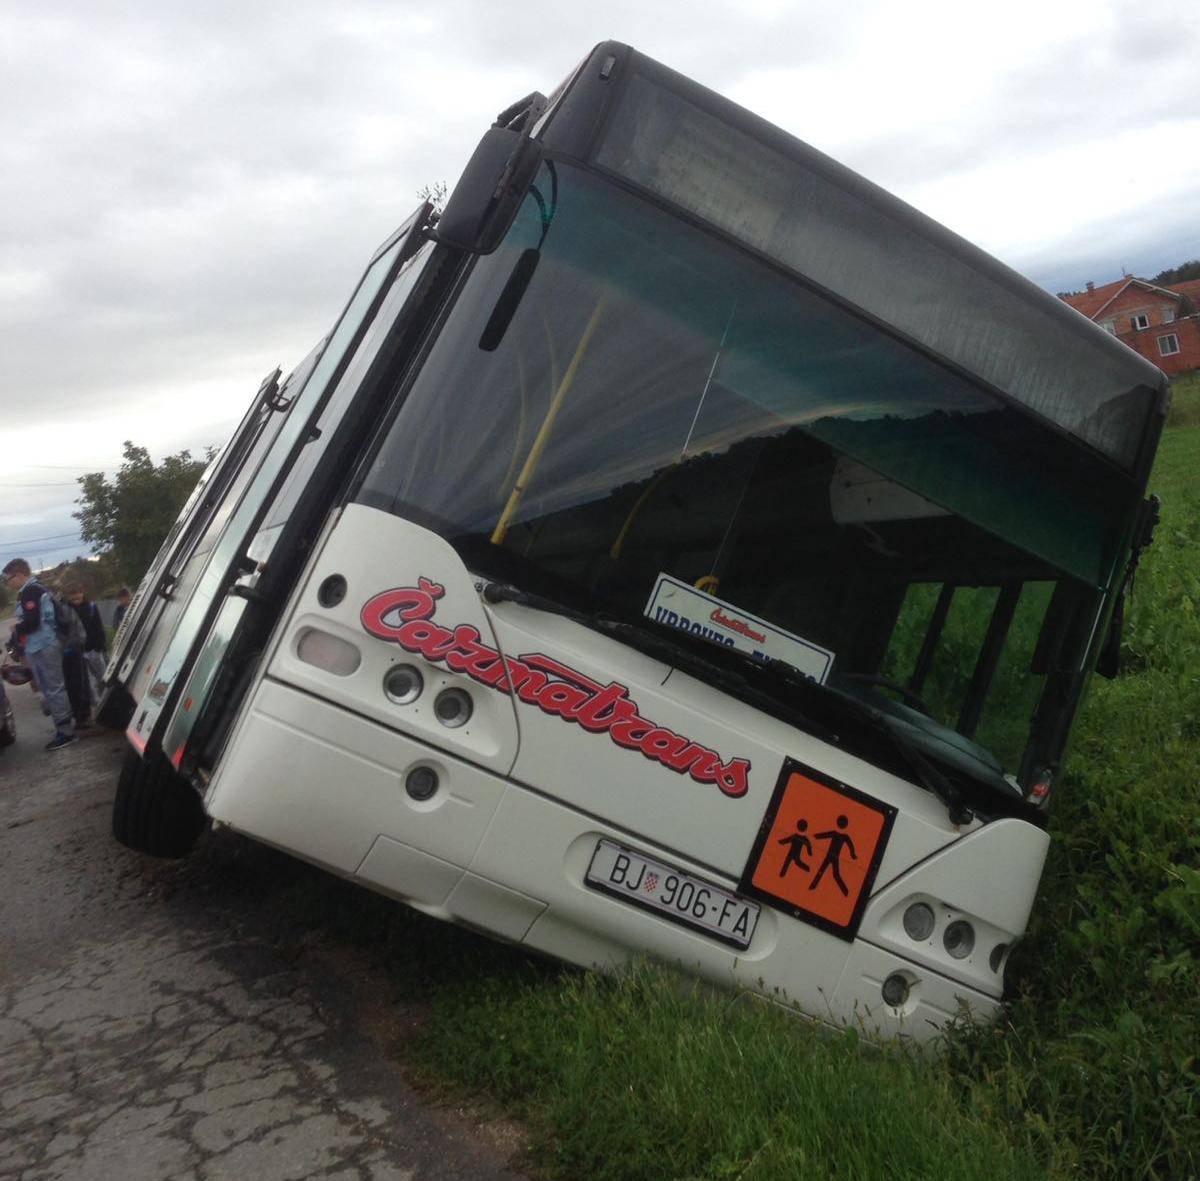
<box><xmin>3</xmin><ymin>558</ymin><xmax>76</xmax><ymax>750</ymax></box>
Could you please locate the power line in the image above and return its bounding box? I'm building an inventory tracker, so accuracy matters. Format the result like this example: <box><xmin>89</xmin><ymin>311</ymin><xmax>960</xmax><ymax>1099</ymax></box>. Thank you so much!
<box><xmin>0</xmin><ymin>531</ymin><xmax>84</xmax><ymax>550</ymax></box>
<box><xmin>15</xmin><ymin>463</ymin><xmax>111</xmax><ymax>471</ymax></box>
<box><xmin>0</xmin><ymin>481</ymin><xmax>82</xmax><ymax>488</ymax></box>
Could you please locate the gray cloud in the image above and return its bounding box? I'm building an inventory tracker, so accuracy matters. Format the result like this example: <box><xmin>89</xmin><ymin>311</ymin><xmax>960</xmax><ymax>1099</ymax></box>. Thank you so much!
<box><xmin>2</xmin><ymin>0</ymin><xmax>1197</xmax><ymax>564</ymax></box>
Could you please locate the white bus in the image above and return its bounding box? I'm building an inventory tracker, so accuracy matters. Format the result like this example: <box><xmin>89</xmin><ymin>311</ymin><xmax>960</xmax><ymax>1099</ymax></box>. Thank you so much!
<box><xmin>101</xmin><ymin>43</ymin><xmax>1167</xmax><ymax>1040</ymax></box>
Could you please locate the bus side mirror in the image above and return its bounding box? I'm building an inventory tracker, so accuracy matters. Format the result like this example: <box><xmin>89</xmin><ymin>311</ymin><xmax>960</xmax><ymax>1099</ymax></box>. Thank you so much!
<box><xmin>436</xmin><ymin>126</ymin><xmax>544</xmax><ymax>255</ymax></box>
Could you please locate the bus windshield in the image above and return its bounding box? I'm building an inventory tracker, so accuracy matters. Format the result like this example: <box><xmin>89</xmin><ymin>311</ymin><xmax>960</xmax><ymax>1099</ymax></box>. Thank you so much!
<box><xmin>356</xmin><ymin>161</ymin><xmax>1140</xmax><ymax>786</ymax></box>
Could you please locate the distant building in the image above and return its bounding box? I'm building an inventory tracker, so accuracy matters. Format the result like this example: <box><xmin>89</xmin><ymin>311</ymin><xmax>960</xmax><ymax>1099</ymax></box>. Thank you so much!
<box><xmin>1061</xmin><ymin>278</ymin><xmax>1200</xmax><ymax>376</ymax></box>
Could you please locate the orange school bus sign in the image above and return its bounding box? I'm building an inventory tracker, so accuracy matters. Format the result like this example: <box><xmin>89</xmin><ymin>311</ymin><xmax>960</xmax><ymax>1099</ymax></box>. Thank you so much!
<box><xmin>740</xmin><ymin>759</ymin><xmax>897</xmax><ymax>941</ymax></box>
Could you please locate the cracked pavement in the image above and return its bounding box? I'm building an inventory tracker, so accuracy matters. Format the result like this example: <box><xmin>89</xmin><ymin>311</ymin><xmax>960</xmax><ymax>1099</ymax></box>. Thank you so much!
<box><xmin>0</xmin><ymin>675</ymin><xmax>529</xmax><ymax>1181</ymax></box>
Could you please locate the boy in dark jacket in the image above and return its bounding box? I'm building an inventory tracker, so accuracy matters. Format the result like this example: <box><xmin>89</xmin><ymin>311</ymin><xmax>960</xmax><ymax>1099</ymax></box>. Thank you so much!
<box><xmin>57</xmin><ymin>583</ymin><xmax>91</xmax><ymax>727</ymax></box>
<box><xmin>65</xmin><ymin>583</ymin><xmax>108</xmax><ymax>706</ymax></box>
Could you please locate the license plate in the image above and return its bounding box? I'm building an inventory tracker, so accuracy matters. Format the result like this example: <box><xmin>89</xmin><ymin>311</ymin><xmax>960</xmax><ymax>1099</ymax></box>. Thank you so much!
<box><xmin>585</xmin><ymin>839</ymin><xmax>760</xmax><ymax>950</ymax></box>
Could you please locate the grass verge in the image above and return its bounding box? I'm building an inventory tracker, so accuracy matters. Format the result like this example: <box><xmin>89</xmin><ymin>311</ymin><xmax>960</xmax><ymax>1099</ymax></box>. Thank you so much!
<box><xmin>1167</xmin><ymin>369</ymin><xmax>1200</xmax><ymax>427</ymax></box>
<box><xmin>413</xmin><ymin>968</ymin><xmax>1053</xmax><ymax>1180</ymax></box>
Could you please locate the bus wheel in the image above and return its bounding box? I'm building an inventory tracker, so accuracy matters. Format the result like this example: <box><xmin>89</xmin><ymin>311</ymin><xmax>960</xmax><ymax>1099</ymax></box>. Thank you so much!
<box><xmin>112</xmin><ymin>747</ymin><xmax>207</xmax><ymax>858</ymax></box>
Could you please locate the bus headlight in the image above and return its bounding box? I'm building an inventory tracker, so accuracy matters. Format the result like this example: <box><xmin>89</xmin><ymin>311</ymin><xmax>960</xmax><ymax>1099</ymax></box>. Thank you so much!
<box><xmin>943</xmin><ymin>920</ymin><xmax>975</xmax><ymax>960</ymax></box>
<box><xmin>902</xmin><ymin>902</ymin><xmax>935</xmax><ymax>941</ymax></box>
<box><xmin>383</xmin><ymin>663</ymin><xmax>424</xmax><ymax>705</ymax></box>
<box><xmin>434</xmin><ymin>687</ymin><xmax>473</xmax><ymax>728</ymax></box>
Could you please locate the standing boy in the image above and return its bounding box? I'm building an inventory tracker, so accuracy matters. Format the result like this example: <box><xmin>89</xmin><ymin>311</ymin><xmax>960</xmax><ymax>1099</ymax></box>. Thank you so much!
<box><xmin>64</xmin><ymin>582</ymin><xmax>108</xmax><ymax>705</ymax></box>
<box><xmin>56</xmin><ymin>585</ymin><xmax>91</xmax><ymax>727</ymax></box>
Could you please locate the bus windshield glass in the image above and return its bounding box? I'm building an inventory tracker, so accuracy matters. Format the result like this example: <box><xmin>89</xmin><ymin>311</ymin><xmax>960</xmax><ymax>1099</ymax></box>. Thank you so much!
<box><xmin>356</xmin><ymin>161</ymin><xmax>1139</xmax><ymax>782</ymax></box>
<box><xmin>594</xmin><ymin>72</ymin><xmax>1159</xmax><ymax>473</ymax></box>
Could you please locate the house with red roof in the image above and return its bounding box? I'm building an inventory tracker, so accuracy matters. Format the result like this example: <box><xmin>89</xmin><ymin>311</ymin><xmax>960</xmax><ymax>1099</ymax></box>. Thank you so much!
<box><xmin>1060</xmin><ymin>277</ymin><xmax>1200</xmax><ymax>376</ymax></box>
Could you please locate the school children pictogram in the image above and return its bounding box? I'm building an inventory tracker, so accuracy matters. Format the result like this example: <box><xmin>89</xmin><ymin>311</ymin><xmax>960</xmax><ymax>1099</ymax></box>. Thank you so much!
<box><xmin>777</xmin><ymin>819</ymin><xmax>813</xmax><ymax>876</ymax></box>
<box><xmin>809</xmin><ymin>815</ymin><xmax>857</xmax><ymax>896</ymax></box>
<box><xmin>743</xmin><ymin>760</ymin><xmax>896</xmax><ymax>939</ymax></box>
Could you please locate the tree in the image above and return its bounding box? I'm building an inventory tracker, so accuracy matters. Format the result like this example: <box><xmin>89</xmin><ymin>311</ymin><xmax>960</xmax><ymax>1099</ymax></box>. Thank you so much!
<box><xmin>418</xmin><ymin>181</ymin><xmax>448</xmax><ymax>214</ymax></box>
<box><xmin>42</xmin><ymin>552</ymin><xmax>121</xmax><ymax>599</ymax></box>
<box><xmin>75</xmin><ymin>442</ymin><xmax>211</xmax><ymax>587</ymax></box>
<box><xmin>1151</xmin><ymin>259</ymin><xmax>1200</xmax><ymax>286</ymax></box>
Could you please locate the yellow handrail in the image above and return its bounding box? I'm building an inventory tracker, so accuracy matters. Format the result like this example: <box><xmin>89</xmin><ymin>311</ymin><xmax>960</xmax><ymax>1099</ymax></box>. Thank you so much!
<box><xmin>491</xmin><ymin>296</ymin><xmax>607</xmax><ymax>545</ymax></box>
<box><xmin>609</xmin><ymin>466</ymin><xmax>673</xmax><ymax>560</ymax></box>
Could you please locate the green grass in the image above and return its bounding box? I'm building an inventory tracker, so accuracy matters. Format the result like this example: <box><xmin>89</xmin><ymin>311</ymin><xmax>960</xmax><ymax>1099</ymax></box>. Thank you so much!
<box><xmin>413</xmin><ymin>969</ymin><xmax>1053</xmax><ymax>1180</ymax></box>
<box><xmin>946</xmin><ymin>394</ymin><xmax>1200</xmax><ymax>1179</ymax></box>
<box><xmin>1167</xmin><ymin>370</ymin><xmax>1200</xmax><ymax>428</ymax></box>
<box><xmin>284</xmin><ymin>372</ymin><xmax>1200</xmax><ymax>1179</ymax></box>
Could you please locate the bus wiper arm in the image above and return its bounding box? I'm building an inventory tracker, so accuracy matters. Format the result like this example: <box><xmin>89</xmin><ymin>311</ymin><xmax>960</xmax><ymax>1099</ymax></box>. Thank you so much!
<box><xmin>591</xmin><ymin>618</ymin><xmax>838</xmax><ymax>745</ymax></box>
<box><xmin>702</xmin><ymin>648</ymin><xmax>974</xmax><ymax>823</ymax></box>
<box><xmin>877</xmin><ymin>719</ymin><xmax>975</xmax><ymax>826</ymax></box>
<box><xmin>486</xmin><ymin>581</ymin><xmax>971</xmax><ymax>821</ymax></box>
<box><xmin>481</xmin><ymin>579</ymin><xmax>589</xmax><ymax>622</ymax></box>
<box><xmin>481</xmin><ymin>580</ymin><xmax>753</xmax><ymax>695</ymax></box>
<box><xmin>827</xmin><ymin>697</ymin><xmax>975</xmax><ymax>826</ymax></box>
<box><xmin>480</xmin><ymin>580</ymin><xmax>837</xmax><ymax>744</ymax></box>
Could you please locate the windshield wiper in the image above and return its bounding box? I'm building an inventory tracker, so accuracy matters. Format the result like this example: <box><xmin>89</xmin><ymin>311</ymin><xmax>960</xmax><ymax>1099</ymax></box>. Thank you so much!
<box><xmin>481</xmin><ymin>578</ymin><xmax>586</xmax><ymax>620</ymax></box>
<box><xmin>480</xmin><ymin>579</ymin><xmax>839</xmax><ymax>745</ymax></box>
<box><xmin>867</xmin><ymin>714</ymin><xmax>975</xmax><ymax>826</ymax></box>
<box><xmin>482</xmin><ymin>578</ymin><xmax>764</xmax><ymax>696</ymax></box>
<box><xmin>685</xmin><ymin>635</ymin><xmax>975</xmax><ymax>823</ymax></box>
<box><xmin>481</xmin><ymin>578</ymin><xmax>980</xmax><ymax>824</ymax></box>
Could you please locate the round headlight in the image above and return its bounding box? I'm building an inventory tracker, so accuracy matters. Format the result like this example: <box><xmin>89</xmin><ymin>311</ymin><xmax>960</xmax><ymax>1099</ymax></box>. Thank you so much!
<box><xmin>902</xmin><ymin>902</ymin><xmax>935</xmax><ymax>941</ymax></box>
<box><xmin>434</xmin><ymin>687</ymin><xmax>473</xmax><ymax>728</ymax></box>
<box><xmin>943</xmin><ymin>920</ymin><xmax>976</xmax><ymax>960</ymax></box>
<box><xmin>383</xmin><ymin>663</ymin><xmax>424</xmax><ymax>705</ymax></box>
<box><xmin>989</xmin><ymin>943</ymin><xmax>1009</xmax><ymax>974</ymax></box>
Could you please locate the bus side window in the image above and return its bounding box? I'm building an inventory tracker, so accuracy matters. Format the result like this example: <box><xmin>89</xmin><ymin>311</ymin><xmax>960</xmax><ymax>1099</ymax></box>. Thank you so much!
<box><xmin>1030</xmin><ymin>581</ymin><xmax>1078</xmax><ymax>674</ymax></box>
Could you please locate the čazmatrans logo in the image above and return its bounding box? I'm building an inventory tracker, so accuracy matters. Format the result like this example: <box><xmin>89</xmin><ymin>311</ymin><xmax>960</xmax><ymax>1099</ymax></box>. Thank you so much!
<box><xmin>361</xmin><ymin>578</ymin><xmax>752</xmax><ymax>799</ymax></box>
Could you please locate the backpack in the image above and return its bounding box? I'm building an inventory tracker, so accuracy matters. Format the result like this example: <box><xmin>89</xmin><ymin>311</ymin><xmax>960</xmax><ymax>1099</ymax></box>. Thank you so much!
<box><xmin>54</xmin><ymin>597</ymin><xmax>87</xmax><ymax>651</ymax></box>
<box><xmin>18</xmin><ymin>581</ymin><xmax>83</xmax><ymax>650</ymax></box>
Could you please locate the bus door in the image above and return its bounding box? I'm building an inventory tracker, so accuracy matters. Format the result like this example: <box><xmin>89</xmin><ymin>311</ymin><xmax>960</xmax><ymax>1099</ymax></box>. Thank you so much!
<box><xmin>128</xmin><ymin>204</ymin><xmax>440</xmax><ymax>766</ymax></box>
<box><xmin>110</xmin><ymin>364</ymin><xmax>298</xmax><ymax>702</ymax></box>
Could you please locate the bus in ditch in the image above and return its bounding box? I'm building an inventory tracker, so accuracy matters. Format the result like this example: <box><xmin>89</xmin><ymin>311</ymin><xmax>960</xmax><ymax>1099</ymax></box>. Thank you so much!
<box><xmin>101</xmin><ymin>42</ymin><xmax>1168</xmax><ymax>1041</ymax></box>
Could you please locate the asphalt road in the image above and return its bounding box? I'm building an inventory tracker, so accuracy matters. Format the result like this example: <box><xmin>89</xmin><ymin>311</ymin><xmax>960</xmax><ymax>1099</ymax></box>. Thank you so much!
<box><xmin>0</xmin><ymin>672</ymin><xmax>530</xmax><ymax>1181</ymax></box>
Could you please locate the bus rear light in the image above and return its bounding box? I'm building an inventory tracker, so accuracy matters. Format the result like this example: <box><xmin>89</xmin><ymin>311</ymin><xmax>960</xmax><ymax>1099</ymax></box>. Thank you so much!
<box><xmin>1026</xmin><ymin>769</ymin><xmax>1052</xmax><ymax>805</ymax></box>
<box><xmin>295</xmin><ymin>627</ymin><xmax>361</xmax><ymax>676</ymax></box>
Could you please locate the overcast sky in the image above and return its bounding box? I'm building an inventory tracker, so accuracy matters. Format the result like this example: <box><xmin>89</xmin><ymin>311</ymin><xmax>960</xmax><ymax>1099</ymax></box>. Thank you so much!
<box><xmin>2</xmin><ymin>0</ymin><xmax>1197</xmax><ymax>569</ymax></box>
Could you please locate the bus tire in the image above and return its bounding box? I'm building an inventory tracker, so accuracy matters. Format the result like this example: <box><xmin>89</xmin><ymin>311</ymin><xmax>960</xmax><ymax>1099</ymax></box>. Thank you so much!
<box><xmin>112</xmin><ymin>748</ymin><xmax>207</xmax><ymax>858</ymax></box>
